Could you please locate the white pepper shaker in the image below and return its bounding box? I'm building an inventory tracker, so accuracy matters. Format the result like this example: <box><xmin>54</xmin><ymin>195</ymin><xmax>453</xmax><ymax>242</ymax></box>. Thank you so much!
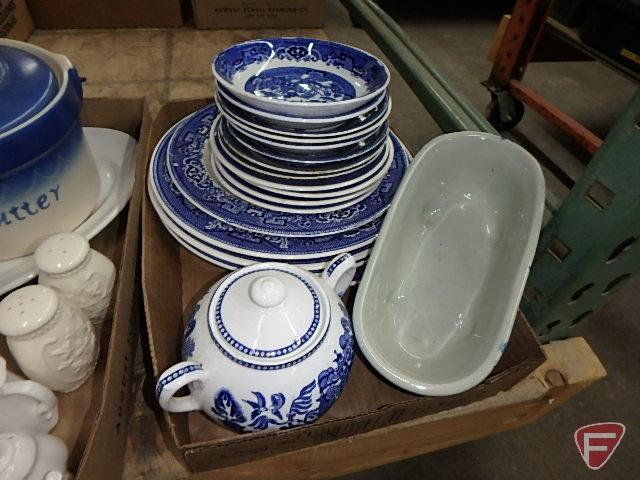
<box><xmin>35</xmin><ymin>232</ymin><xmax>116</xmax><ymax>324</ymax></box>
<box><xmin>0</xmin><ymin>431</ymin><xmax>71</xmax><ymax>480</ymax></box>
<box><xmin>0</xmin><ymin>285</ymin><xmax>98</xmax><ymax>393</ymax></box>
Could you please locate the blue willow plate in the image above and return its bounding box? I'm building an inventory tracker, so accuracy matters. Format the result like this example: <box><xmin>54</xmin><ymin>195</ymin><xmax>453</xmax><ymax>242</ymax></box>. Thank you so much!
<box><xmin>151</xmin><ymin>183</ymin><xmax>372</xmax><ymax>266</ymax></box>
<box><xmin>164</xmin><ymin>104</ymin><xmax>410</xmax><ymax>238</ymax></box>
<box><xmin>152</xmin><ymin>121</ymin><xmax>386</xmax><ymax>257</ymax></box>
<box><xmin>159</xmin><ymin>217</ymin><xmax>367</xmax><ymax>284</ymax></box>
<box><xmin>216</xmin><ymin>88</ymin><xmax>390</xmax><ymax>137</ymax></box>
<box><xmin>218</xmin><ymin>120</ymin><xmax>386</xmax><ymax>171</ymax></box>
<box><xmin>212</xmin><ymin>129</ymin><xmax>389</xmax><ymax>190</ymax></box>
<box><xmin>224</xmin><ymin>118</ymin><xmax>389</xmax><ymax>163</ymax></box>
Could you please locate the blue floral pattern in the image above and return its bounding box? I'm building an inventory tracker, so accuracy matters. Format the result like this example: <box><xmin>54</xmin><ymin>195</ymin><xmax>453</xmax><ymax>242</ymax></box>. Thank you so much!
<box><xmin>214</xmin><ymin>38</ymin><xmax>387</xmax><ymax>97</ymax></box>
<box><xmin>153</xmin><ymin>119</ymin><xmax>392</xmax><ymax>254</ymax></box>
<box><xmin>245</xmin><ymin>67</ymin><xmax>356</xmax><ymax>103</ymax></box>
<box><xmin>209</xmin><ymin>315</ymin><xmax>355</xmax><ymax>432</ymax></box>
<box><xmin>211</xmin><ymin>389</ymin><xmax>247</xmax><ymax>431</ymax></box>
<box><xmin>181</xmin><ymin>304</ymin><xmax>199</xmax><ymax>360</ymax></box>
<box><xmin>163</xmin><ymin>105</ymin><xmax>410</xmax><ymax>238</ymax></box>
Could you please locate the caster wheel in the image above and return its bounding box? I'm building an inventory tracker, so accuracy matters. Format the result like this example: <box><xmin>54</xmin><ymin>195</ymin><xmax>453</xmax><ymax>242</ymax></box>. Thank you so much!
<box><xmin>485</xmin><ymin>95</ymin><xmax>524</xmax><ymax>130</ymax></box>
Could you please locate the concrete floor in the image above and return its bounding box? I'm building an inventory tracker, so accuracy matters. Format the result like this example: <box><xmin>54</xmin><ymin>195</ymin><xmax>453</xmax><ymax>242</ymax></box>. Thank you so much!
<box><xmin>26</xmin><ymin>1</ymin><xmax>639</xmax><ymax>477</ymax></box>
<box><xmin>324</xmin><ymin>1</ymin><xmax>639</xmax><ymax>479</ymax></box>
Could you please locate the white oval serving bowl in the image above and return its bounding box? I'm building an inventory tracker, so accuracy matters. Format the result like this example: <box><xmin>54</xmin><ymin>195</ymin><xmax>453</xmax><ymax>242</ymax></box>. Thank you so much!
<box><xmin>353</xmin><ymin>132</ymin><xmax>545</xmax><ymax>396</ymax></box>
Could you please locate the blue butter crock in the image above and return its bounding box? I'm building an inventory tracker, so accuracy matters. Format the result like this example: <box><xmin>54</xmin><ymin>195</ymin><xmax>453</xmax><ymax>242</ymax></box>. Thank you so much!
<box><xmin>0</xmin><ymin>39</ymin><xmax>100</xmax><ymax>261</ymax></box>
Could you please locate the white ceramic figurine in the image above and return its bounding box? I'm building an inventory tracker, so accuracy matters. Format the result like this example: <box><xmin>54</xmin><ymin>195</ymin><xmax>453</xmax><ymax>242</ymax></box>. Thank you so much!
<box><xmin>0</xmin><ymin>431</ymin><xmax>70</xmax><ymax>480</ymax></box>
<box><xmin>0</xmin><ymin>357</ymin><xmax>58</xmax><ymax>433</ymax></box>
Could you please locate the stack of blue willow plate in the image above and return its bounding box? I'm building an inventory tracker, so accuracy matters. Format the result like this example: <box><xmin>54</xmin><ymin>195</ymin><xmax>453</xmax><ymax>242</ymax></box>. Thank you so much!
<box><xmin>147</xmin><ymin>37</ymin><xmax>412</xmax><ymax>282</ymax></box>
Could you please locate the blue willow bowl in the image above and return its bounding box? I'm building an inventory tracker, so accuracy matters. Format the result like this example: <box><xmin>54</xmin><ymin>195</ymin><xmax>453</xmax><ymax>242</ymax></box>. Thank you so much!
<box><xmin>155</xmin><ymin>256</ymin><xmax>357</xmax><ymax>433</ymax></box>
<box><xmin>212</xmin><ymin>37</ymin><xmax>390</xmax><ymax>118</ymax></box>
<box><xmin>0</xmin><ymin>40</ymin><xmax>100</xmax><ymax>261</ymax></box>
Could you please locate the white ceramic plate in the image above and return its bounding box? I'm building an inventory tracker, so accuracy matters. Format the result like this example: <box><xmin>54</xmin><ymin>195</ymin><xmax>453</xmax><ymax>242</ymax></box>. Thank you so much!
<box><xmin>0</xmin><ymin>128</ymin><xmax>137</xmax><ymax>295</ymax></box>
<box><xmin>353</xmin><ymin>132</ymin><xmax>545</xmax><ymax>396</ymax></box>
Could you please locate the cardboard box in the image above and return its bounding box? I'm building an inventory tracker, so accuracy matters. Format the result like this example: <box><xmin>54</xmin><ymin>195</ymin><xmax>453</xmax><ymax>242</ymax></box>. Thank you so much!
<box><xmin>0</xmin><ymin>0</ymin><xmax>35</xmax><ymax>40</ymax></box>
<box><xmin>192</xmin><ymin>0</ymin><xmax>325</xmax><ymax>29</ymax></box>
<box><xmin>0</xmin><ymin>98</ymin><xmax>150</xmax><ymax>480</ymax></box>
<box><xmin>142</xmin><ymin>99</ymin><xmax>547</xmax><ymax>472</ymax></box>
<box><xmin>27</xmin><ymin>0</ymin><xmax>184</xmax><ymax>29</ymax></box>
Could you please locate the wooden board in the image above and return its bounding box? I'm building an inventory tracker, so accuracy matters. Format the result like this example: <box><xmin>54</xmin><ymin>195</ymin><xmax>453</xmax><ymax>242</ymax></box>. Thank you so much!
<box><xmin>123</xmin><ymin>337</ymin><xmax>605</xmax><ymax>479</ymax></box>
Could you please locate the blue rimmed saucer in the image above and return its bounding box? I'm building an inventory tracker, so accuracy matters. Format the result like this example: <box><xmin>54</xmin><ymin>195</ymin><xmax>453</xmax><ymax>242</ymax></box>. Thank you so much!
<box><xmin>164</xmin><ymin>104</ymin><xmax>410</xmax><ymax>238</ymax></box>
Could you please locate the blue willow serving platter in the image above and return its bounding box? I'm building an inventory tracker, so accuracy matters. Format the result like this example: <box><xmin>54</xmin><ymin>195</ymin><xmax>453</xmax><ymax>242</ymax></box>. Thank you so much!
<box><xmin>151</xmin><ymin>121</ymin><xmax>387</xmax><ymax>259</ymax></box>
<box><xmin>151</xmin><ymin>186</ymin><xmax>372</xmax><ymax>269</ymax></box>
<box><xmin>164</xmin><ymin>104</ymin><xmax>410</xmax><ymax>238</ymax></box>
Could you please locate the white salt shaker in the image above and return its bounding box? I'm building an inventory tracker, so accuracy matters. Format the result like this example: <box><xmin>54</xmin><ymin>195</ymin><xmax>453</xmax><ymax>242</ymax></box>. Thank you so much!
<box><xmin>0</xmin><ymin>356</ymin><xmax>58</xmax><ymax>434</ymax></box>
<box><xmin>35</xmin><ymin>232</ymin><xmax>116</xmax><ymax>323</ymax></box>
<box><xmin>0</xmin><ymin>285</ymin><xmax>98</xmax><ymax>393</ymax></box>
<box><xmin>0</xmin><ymin>431</ymin><xmax>71</xmax><ymax>480</ymax></box>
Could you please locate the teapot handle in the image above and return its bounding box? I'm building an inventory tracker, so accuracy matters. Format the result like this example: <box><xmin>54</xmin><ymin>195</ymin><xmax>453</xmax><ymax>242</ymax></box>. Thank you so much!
<box><xmin>2</xmin><ymin>380</ymin><xmax>58</xmax><ymax>421</ymax></box>
<box><xmin>322</xmin><ymin>253</ymin><xmax>357</xmax><ymax>297</ymax></box>
<box><xmin>156</xmin><ymin>361</ymin><xmax>207</xmax><ymax>413</ymax></box>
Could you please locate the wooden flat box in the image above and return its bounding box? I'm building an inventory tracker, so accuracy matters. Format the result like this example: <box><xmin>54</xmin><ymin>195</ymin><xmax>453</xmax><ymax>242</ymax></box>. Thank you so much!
<box><xmin>142</xmin><ymin>98</ymin><xmax>547</xmax><ymax>473</ymax></box>
<box><xmin>1</xmin><ymin>98</ymin><xmax>150</xmax><ymax>480</ymax></box>
<box><xmin>27</xmin><ymin>0</ymin><xmax>184</xmax><ymax>29</ymax></box>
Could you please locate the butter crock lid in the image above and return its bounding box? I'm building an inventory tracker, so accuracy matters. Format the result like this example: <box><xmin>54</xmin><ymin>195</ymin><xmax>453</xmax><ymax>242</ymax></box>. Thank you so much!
<box><xmin>0</xmin><ymin>44</ymin><xmax>59</xmax><ymax>134</ymax></box>
<box><xmin>208</xmin><ymin>263</ymin><xmax>330</xmax><ymax>368</ymax></box>
<box><xmin>0</xmin><ymin>432</ymin><xmax>37</xmax><ymax>480</ymax></box>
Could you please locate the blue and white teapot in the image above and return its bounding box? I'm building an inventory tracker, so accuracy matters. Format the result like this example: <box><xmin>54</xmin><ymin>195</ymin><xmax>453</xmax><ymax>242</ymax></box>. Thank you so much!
<box><xmin>156</xmin><ymin>253</ymin><xmax>357</xmax><ymax>433</ymax></box>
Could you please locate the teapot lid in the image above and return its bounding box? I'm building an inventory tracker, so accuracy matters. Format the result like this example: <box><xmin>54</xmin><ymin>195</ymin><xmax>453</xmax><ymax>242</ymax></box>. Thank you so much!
<box><xmin>0</xmin><ymin>432</ymin><xmax>36</xmax><ymax>480</ymax></box>
<box><xmin>208</xmin><ymin>263</ymin><xmax>330</xmax><ymax>368</ymax></box>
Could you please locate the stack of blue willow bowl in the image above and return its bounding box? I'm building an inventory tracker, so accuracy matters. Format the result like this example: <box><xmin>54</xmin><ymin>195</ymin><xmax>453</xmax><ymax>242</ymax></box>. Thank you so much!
<box><xmin>147</xmin><ymin>37</ymin><xmax>412</xmax><ymax>282</ymax></box>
